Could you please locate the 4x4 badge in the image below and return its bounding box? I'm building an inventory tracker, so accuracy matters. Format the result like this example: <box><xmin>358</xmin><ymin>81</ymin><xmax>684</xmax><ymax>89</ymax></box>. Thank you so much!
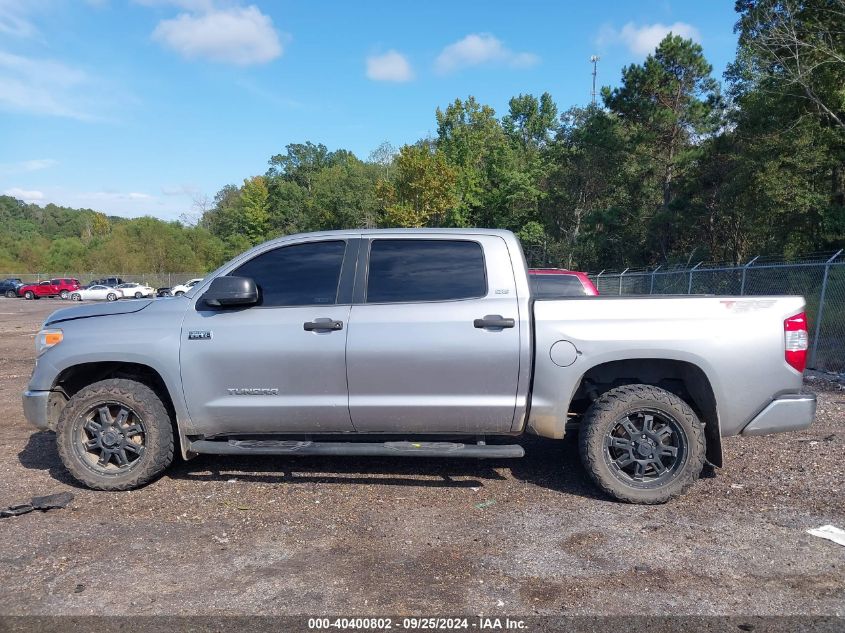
<box><xmin>188</xmin><ymin>330</ymin><xmax>212</xmax><ymax>340</ymax></box>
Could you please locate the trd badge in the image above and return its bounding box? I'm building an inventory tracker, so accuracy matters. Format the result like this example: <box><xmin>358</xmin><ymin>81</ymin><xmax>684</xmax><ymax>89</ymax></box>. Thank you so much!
<box><xmin>188</xmin><ymin>330</ymin><xmax>212</xmax><ymax>340</ymax></box>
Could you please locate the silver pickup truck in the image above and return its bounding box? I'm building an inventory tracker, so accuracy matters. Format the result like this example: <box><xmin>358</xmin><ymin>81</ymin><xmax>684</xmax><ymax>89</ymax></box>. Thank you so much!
<box><xmin>22</xmin><ymin>229</ymin><xmax>816</xmax><ymax>503</ymax></box>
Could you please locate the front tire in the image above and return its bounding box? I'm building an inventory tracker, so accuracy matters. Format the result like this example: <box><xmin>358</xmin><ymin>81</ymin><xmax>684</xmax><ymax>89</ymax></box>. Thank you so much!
<box><xmin>24</xmin><ymin>290</ymin><xmax>34</xmax><ymax>300</ymax></box>
<box><xmin>71</xmin><ymin>293</ymin><xmax>81</xmax><ymax>301</ymax></box>
<box><xmin>134</xmin><ymin>292</ymin><xmax>143</xmax><ymax>299</ymax></box>
<box><xmin>56</xmin><ymin>379</ymin><xmax>174</xmax><ymax>491</ymax></box>
<box><xmin>175</xmin><ymin>291</ymin><xmax>185</xmax><ymax>296</ymax></box>
<box><xmin>107</xmin><ymin>293</ymin><xmax>117</xmax><ymax>302</ymax></box>
<box><xmin>578</xmin><ymin>384</ymin><xmax>705</xmax><ymax>504</ymax></box>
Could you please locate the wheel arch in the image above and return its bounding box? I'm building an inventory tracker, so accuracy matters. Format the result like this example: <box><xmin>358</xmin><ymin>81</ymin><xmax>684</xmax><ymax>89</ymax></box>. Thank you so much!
<box><xmin>569</xmin><ymin>358</ymin><xmax>722</xmax><ymax>467</ymax></box>
<box><xmin>52</xmin><ymin>361</ymin><xmax>181</xmax><ymax>454</ymax></box>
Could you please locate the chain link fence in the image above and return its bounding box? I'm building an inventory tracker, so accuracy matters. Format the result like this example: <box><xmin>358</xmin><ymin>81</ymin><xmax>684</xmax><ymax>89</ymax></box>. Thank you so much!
<box><xmin>0</xmin><ymin>272</ymin><xmax>205</xmax><ymax>289</ymax></box>
<box><xmin>584</xmin><ymin>251</ymin><xmax>844</xmax><ymax>373</ymax></box>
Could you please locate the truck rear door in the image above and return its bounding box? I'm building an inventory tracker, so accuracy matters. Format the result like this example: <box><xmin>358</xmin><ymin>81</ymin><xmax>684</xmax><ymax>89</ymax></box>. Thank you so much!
<box><xmin>346</xmin><ymin>235</ymin><xmax>521</xmax><ymax>433</ymax></box>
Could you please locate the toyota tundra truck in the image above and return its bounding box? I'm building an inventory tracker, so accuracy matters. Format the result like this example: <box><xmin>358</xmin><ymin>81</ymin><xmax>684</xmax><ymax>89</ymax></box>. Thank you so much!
<box><xmin>22</xmin><ymin>229</ymin><xmax>816</xmax><ymax>503</ymax></box>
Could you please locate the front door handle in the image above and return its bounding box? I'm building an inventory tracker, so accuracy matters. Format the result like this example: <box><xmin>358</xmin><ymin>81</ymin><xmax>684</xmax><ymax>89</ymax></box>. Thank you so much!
<box><xmin>304</xmin><ymin>319</ymin><xmax>343</xmax><ymax>332</ymax></box>
<box><xmin>474</xmin><ymin>315</ymin><xmax>515</xmax><ymax>329</ymax></box>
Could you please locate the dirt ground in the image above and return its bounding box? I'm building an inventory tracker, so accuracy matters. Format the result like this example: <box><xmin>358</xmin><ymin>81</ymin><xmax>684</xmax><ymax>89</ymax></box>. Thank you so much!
<box><xmin>0</xmin><ymin>298</ymin><xmax>843</xmax><ymax>617</ymax></box>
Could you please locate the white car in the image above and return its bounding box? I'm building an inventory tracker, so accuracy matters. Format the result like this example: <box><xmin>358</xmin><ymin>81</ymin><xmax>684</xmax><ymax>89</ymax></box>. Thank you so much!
<box><xmin>70</xmin><ymin>285</ymin><xmax>123</xmax><ymax>302</ymax></box>
<box><xmin>171</xmin><ymin>278</ymin><xmax>203</xmax><ymax>296</ymax></box>
<box><xmin>117</xmin><ymin>282</ymin><xmax>155</xmax><ymax>299</ymax></box>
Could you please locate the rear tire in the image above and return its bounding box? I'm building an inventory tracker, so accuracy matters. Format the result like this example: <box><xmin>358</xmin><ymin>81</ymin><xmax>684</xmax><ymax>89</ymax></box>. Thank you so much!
<box><xmin>60</xmin><ymin>290</ymin><xmax>69</xmax><ymax>300</ymax></box>
<box><xmin>175</xmin><ymin>291</ymin><xmax>184</xmax><ymax>296</ymax></box>
<box><xmin>578</xmin><ymin>384</ymin><xmax>705</xmax><ymax>504</ymax></box>
<box><xmin>71</xmin><ymin>293</ymin><xmax>81</xmax><ymax>301</ymax></box>
<box><xmin>134</xmin><ymin>292</ymin><xmax>143</xmax><ymax>299</ymax></box>
<box><xmin>56</xmin><ymin>379</ymin><xmax>174</xmax><ymax>491</ymax></box>
<box><xmin>107</xmin><ymin>293</ymin><xmax>117</xmax><ymax>302</ymax></box>
<box><xmin>5</xmin><ymin>290</ymin><xmax>15</xmax><ymax>298</ymax></box>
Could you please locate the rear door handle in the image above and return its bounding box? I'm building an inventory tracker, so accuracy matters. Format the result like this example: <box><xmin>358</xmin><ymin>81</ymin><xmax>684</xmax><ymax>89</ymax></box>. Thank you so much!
<box><xmin>474</xmin><ymin>315</ymin><xmax>515</xmax><ymax>329</ymax></box>
<box><xmin>304</xmin><ymin>319</ymin><xmax>343</xmax><ymax>332</ymax></box>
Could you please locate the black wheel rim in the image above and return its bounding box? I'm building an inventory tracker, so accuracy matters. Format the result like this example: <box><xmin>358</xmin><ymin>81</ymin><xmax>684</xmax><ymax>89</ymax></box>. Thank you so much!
<box><xmin>603</xmin><ymin>408</ymin><xmax>687</xmax><ymax>489</ymax></box>
<box><xmin>72</xmin><ymin>402</ymin><xmax>146</xmax><ymax>475</ymax></box>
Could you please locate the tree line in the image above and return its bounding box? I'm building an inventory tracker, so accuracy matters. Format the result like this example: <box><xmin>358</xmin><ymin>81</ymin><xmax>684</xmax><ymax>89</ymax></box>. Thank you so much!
<box><xmin>3</xmin><ymin>0</ymin><xmax>842</xmax><ymax>274</ymax></box>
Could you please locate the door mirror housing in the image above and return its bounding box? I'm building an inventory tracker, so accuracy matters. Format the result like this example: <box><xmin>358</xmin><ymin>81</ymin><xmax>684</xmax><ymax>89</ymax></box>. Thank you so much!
<box><xmin>201</xmin><ymin>276</ymin><xmax>259</xmax><ymax>308</ymax></box>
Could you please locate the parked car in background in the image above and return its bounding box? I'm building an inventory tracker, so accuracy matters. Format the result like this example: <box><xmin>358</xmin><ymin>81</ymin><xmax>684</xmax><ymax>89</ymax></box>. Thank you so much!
<box><xmin>19</xmin><ymin>280</ymin><xmax>59</xmax><ymax>300</ymax></box>
<box><xmin>170</xmin><ymin>278</ymin><xmax>203</xmax><ymax>296</ymax></box>
<box><xmin>0</xmin><ymin>278</ymin><xmax>24</xmax><ymax>298</ymax></box>
<box><xmin>70</xmin><ymin>285</ymin><xmax>122</xmax><ymax>302</ymax></box>
<box><xmin>116</xmin><ymin>282</ymin><xmax>155</xmax><ymax>299</ymax></box>
<box><xmin>156</xmin><ymin>287</ymin><xmax>172</xmax><ymax>297</ymax></box>
<box><xmin>528</xmin><ymin>268</ymin><xmax>599</xmax><ymax>297</ymax></box>
<box><xmin>50</xmin><ymin>278</ymin><xmax>81</xmax><ymax>300</ymax></box>
<box><xmin>89</xmin><ymin>277</ymin><xmax>124</xmax><ymax>287</ymax></box>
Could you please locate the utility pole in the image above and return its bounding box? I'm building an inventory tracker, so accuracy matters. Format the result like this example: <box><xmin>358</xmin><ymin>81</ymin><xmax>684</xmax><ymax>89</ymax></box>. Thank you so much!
<box><xmin>590</xmin><ymin>55</ymin><xmax>600</xmax><ymax>106</ymax></box>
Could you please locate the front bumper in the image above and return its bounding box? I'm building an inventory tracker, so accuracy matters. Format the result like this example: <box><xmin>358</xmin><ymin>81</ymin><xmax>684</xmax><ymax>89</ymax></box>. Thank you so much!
<box><xmin>22</xmin><ymin>390</ymin><xmax>65</xmax><ymax>431</ymax></box>
<box><xmin>740</xmin><ymin>394</ymin><xmax>817</xmax><ymax>436</ymax></box>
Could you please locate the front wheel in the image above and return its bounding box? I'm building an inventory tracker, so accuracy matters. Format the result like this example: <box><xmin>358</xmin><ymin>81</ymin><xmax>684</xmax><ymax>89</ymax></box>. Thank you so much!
<box><xmin>174</xmin><ymin>291</ymin><xmax>185</xmax><ymax>296</ymax></box>
<box><xmin>24</xmin><ymin>290</ymin><xmax>34</xmax><ymax>300</ymax></box>
<box><xmin>107</xmin><ymin>293</ymin><xmax>117</xmax><ymax>302</ymax></box>
<box><xmin>56</xmin><ymin>379</ymin><xmax>174</xmax><ymax>490</ymax></box>
<box><xmin>134</xmin><ymin>292</ymin><xmax>143</xmax><ymax>299</ymax></box>
<box><xmin>71</xmin><ymin>293</ymin><xmax>82</xmax><ymax>301</ymax></box>
<box><xmin>578</xmin><ymin>384</ymin><xmax>705</xmax><ymax>504</ymax></box>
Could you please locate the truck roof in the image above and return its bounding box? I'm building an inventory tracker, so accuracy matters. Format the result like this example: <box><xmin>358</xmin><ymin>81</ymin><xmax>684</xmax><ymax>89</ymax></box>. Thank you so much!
<box><xmin>262</xmin><ymin>227</ymin><xmax>517</xmax><ymax>242</ymax></box>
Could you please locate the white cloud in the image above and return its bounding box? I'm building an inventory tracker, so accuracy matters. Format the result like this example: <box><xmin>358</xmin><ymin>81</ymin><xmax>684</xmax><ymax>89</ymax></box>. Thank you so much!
<box><xmin>597</xmin><ymin>21</ymin><xmax>702</xmax><ymax>56</ymax></box>
<box><xmin>86</xmin><ymin>191</ymin><xmax>152</xmax><ymax>201</ymax></box>
<box><xmin>0</xmin><ymin>158</ymin><xmax>57</xmax><ymax>174</ymax></box>
<box><xmin>366</xmin><ymin>50</ymin><xmax>413</xmax><ymax>82</ymax></box>
<box><xmin>152</xmin><ymin>5</ymin><xmax>283</xmax><ymax>65</ymax></box>
<box><xmin>435</xmin><ymin>33</ymin><xmax>539</xmax><ymax>74</ymax></box>
<box><xmin>0</xmin><ymin>0</ymin><xmax>38</xmax><ymax>38</ymax></box>
<box><xmin>161</xmin><ymin>183</ymin><xmax>199</xmax><ymax>196</ymax></box>
<box><xmin>4</xmin><ymin>187</ymin><xmax>44</xmax><ymax>202</ymax></box>
<box><xmin>0</xmin><ymin>51</ymin><xmax>104</xmax><ymax>120</ymax></box>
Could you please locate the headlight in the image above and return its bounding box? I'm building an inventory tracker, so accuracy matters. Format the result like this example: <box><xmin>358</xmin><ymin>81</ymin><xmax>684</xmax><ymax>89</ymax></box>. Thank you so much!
<box><xmin>35</xmin><ymin>328</ymin><xmax>63</xmax><ymax>356</ymax></box>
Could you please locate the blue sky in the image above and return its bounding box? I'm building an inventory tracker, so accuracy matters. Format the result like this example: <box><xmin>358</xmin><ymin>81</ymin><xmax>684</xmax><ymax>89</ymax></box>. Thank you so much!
<box><xmin>1</xmin><ymin>0</ymin><xmax>740</xmax><ymax>220</ymax></box>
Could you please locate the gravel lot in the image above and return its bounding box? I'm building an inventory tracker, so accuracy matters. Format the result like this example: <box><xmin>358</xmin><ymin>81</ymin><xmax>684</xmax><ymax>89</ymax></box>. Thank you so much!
<box><xmin>0</xmin><ymin>298</ymin><xmax>843</xmax><ymax>616</ymax></box>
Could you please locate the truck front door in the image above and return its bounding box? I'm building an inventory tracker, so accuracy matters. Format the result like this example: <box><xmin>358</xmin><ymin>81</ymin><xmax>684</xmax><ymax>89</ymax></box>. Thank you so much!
<box><xmin>180</xmin><ymin>238</ymin><xmax>358</xmax><ymax>436</ymax></box>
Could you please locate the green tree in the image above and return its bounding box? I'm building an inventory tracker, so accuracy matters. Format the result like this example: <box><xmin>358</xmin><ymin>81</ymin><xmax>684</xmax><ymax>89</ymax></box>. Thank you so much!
<box><xmin>377</xmin><ymin>144</ymin><xmax>458</xmax><ymax>227</ymax></box>
<box><xmin>238</xmin><ymin>176</ymin><xmax>270</xmax><ymax>244</ymax></box>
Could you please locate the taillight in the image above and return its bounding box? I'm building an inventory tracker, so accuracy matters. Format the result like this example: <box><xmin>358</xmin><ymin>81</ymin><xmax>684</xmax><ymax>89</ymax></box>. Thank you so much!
<box><xmin>784</xmin><ymin>312</ymin><xmax>809</xmax><ymax>372</ymax></box>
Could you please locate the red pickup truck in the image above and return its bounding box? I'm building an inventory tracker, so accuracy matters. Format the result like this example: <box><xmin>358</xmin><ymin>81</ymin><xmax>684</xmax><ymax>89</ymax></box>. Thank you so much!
<box><xmin>19</xmin><ymin>278</ymin><xmax>80</xmax><ymax>300</ymax></box>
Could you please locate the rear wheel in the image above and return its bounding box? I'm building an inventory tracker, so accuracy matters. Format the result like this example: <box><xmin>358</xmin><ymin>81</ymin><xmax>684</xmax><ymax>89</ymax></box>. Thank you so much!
<box><xmin>71</xmin><ymin>293</ymin><xmax>82</xmax><ymax>301</ymax></box>
<box><xmin>56</xmin><ymin>379</ymin><xmax>174</xmax><ymax>490</ymax></box>
<box><xmin>107</xmin><ymin>293</ymin><xmax>117</xmax><ymax>302</ymax></box>
<box><xmin>578</xmin><ymin>384</ymin><xmax>705</xmax><ymax>504</ymax></box>
<box><xmin>175</xmin><ymin>291</ymin><xmax>185</xmax><ymax>296</ymax></box>
<box><xmin>60</xmin><ymin>290</ymin><xmax>69</xmax><ymax>299</ymax></box>
<box><xmin>4</xmin><ymin>290</ymin><xmax>15</xmax><ymax>298</ymax></box>
<box><xmin>134</xmin><ymin>292</ymin><xmax>143</xmax><ymax>299</ymax></box>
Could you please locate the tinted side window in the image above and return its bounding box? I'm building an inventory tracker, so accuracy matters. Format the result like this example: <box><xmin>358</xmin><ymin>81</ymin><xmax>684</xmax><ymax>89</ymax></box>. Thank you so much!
<box><xmin>233</xmin><ymin>240</ymin><xmax>346</xmax><ymax>307</ymax></box>
<box><xmin>530</xmin><ymin>274</ymin><xmax>586</xmax><ymax>298</ymax></box>
<box><xmin>366</xmin><ymin>239</ymin><xmax>486</xmax><ymax>303</ymax></box>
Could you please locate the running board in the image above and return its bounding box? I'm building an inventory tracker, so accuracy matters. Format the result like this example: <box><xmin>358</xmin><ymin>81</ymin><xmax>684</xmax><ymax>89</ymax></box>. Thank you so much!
<box><xmin>187</xmin><ymin>439</ymin><xmax>524</xmax><ymax>459</ymax></box>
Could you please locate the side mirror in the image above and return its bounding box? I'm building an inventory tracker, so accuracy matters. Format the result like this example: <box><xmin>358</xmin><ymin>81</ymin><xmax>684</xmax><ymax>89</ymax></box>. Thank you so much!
<box><xmin>201</xmin><ymin>276</ymin><xmax>259</xmax><ymax>308</ymax></box>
